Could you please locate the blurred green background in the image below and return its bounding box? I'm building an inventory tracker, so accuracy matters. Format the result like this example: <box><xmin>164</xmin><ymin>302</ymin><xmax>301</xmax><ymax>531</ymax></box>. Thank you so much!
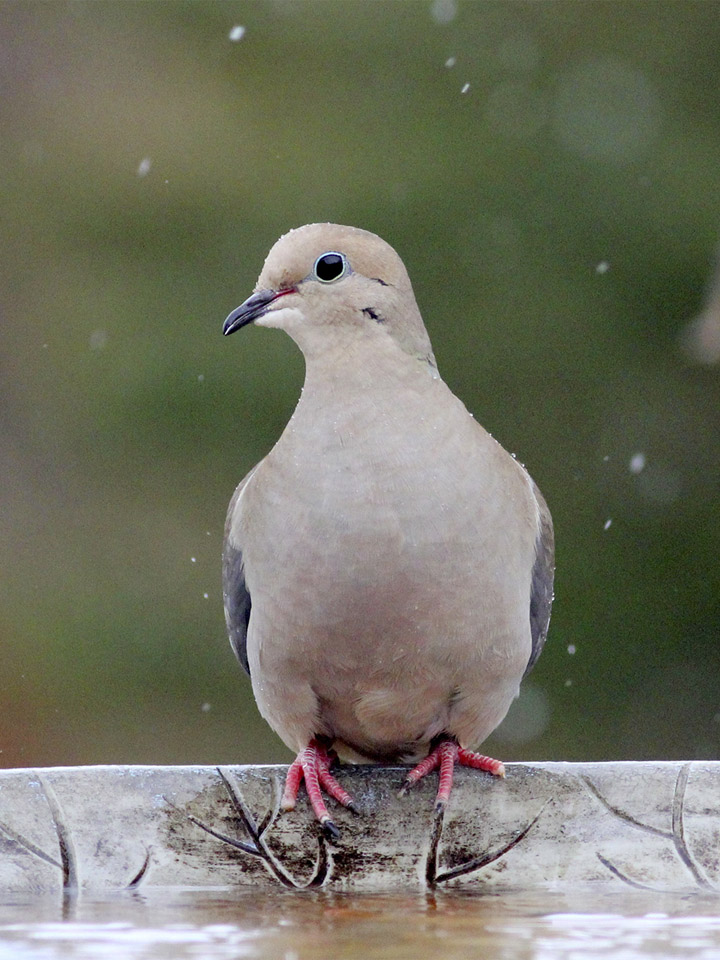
<box><xmin>2</xmin><ymin>0</ymin><xmax>719</xmax><ymax>770</ymax></box>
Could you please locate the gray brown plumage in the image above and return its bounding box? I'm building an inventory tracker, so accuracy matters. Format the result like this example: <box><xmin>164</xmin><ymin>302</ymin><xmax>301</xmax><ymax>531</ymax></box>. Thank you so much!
<box><xmin>222</xmin><ymin>224</ymin><xmax>554</xmax><ymax>835</ymax></box>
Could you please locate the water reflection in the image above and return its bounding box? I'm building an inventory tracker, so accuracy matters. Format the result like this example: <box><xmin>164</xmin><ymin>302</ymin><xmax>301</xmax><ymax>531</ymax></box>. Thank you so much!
<box><xmin>1</xmin><ymin>888</ymin><xmax>719</xmax><ymax>959</ymax></box>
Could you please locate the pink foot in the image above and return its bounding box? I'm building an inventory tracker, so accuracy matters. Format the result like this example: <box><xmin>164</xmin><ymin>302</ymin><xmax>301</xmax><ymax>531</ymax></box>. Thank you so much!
<box><xmin>400</xmin><ymin>739</ymin><xmax>505</xmax><ymax>813</ymax></box>
<box><xmin>280</xmin><ymin>739</ymin><xmax>358</xmax><ymax>838</ymax></box>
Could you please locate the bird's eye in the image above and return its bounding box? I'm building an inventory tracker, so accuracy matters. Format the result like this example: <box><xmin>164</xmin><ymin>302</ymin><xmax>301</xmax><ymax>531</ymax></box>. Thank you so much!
<box><xmin>313</xmin><ymin>252</ymin><xmax>348</xmax><ymax>283</ymax></box>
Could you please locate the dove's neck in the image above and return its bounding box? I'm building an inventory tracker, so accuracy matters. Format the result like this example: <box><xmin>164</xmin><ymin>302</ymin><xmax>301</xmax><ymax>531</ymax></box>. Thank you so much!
<box><xmin>268</xmin><ymin>332</ymin><xmax>452</xmax><ymax>466</ymax></box>
<box><xmin>302</xmin><ymin>330</ymin><xmax>436</xmax><ymax>405</ymax></box>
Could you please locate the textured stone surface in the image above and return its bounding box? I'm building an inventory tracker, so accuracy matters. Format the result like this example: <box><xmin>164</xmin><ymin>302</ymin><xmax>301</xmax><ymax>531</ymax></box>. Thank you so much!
<box><xmin>0</xmin><ymin>762</ymin><xmax>718</xmax><ymax>893</ymax></box>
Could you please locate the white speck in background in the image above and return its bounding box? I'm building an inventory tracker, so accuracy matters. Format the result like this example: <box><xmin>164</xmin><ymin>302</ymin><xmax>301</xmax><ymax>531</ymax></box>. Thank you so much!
<box><xmin>567</xmin><ymin>644</ymin><xmax>576</xmax><ymax>655</ymax></box>
<box><xmin>603</xmin><ymin>518</ymin><xmax>613</xmax><ymax>531</ymax></box>
<box><xmin>89</xmin><ymin>329</ymin><xmax>107</xmax><ymax>351</ymax></box>
<box><xmin>201</xmin><ymin>703</ymin><xmax>211</xmax><ymax>713</ymax></box>
<box><xmin>137</xmin><ymin>157</ymin><xmax>152</xmax><ymax>177</ymax></box>
<box><xmin>629</xmin><ymin>452</ymin><xmax>646</xmax><ymax>474</ymax></box>
<box><xmin>430</xmin><ymin>0</ymin><xmax>457</xmax><ymax>23</ymax></box>
<box><xmin>461</xmin><ymin>83</ymin><xmax>470</xmax><ymax>94</ymax></box>
<box><xmin>228</xmin><ymin>25</ymin><xmax>245</xmax><ymax>42</ymax></box>
<box><xmin>197</xmin><ymin>374</ymin><xmax>205</xmax><ymax>382</ymax></box>
<box><xmin>595</xmin><ymin>261</ymin><xmax>610</xmax><ymax>274</ymax></box>
<box><xmin>493</xmin><ymin>683</ymin><xmax>550</xmax><ymax>743</ymax></box>
<box><xmin>552</xmin><ymin>57</ymin><xmax>661</xmax><ymax>164</ymax></box>
<box><xmin>445</xmin><ymin>56</ymin><xmax>456</xmax><ymax>68</ymax></box>
<box><xmin>191</xmin><ymin>557</ymin><xmax>196</xmax><ymax>563</ymax></box>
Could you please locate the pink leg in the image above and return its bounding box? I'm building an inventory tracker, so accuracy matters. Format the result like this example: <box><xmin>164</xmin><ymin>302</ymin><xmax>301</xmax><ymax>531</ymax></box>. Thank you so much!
<box><xmin>401</xmin><ymin>739</ymin><xmax>505</xmax><ymax>813</ymax></box>
<box><xmin>280</xmin><ymin>754</ymin><xmax>304</xmax><ymax>809</ymax></box>
<box><xmin>280</xmin><ymin>739</ymin><xmax>358</xmax><ymax>838</ymax></box>
<box><xmin>457</xmin><ymin>746</ymin><xmax>505</xmax><ymax>778</ymax></box>
<box><xmin>400</xmin><ymin>749</ymin><xmax>441</xmax><ymax>790</ymax></box>
<box><xmin>435</xmin><ymin>740</ymin><xmax>459</xmax><ymax>809</ymax></box>
<box><xmin>317</xmin><ymin>752</ymin><xmax>357</xmax><ymax>808</ymax></box>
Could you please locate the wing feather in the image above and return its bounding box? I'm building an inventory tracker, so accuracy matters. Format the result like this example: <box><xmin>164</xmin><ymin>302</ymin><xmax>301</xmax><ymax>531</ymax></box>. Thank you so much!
<box><xmin>222</xmin><ymin>466</ymin><xmax>259</xmax><ymax>676</ymax></box>
<box><xmin>524</xmin><ymin>480</ymin><xmax>555</xmax><ymax>678</ymax></box>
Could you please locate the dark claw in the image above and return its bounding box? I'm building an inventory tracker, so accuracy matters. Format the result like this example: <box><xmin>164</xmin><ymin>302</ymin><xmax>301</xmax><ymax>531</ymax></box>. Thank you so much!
<box><xmin>321</xmin><ymin>818</ymin><xmax>341</xmax><ymax>840</ymax></box>
<box><xmin>434</xmin><ymin>800</ymin><xmax>446</xmax><ymax>817</ymax></box>
<box><xmin>398</xmin><ymin>780</ymin><xmax>411</xmax><ymax>797</ymax></box>
<box><xmin>345</xmin><ymin>800</ymin><xmax>361</xmax><ymax>816</ymax></box>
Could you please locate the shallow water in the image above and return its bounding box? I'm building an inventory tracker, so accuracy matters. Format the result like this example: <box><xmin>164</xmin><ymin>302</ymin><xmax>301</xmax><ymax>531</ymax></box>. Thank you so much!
<box><xmin>1</xmin><ymin>888</ymin><xmax>719</xmax><ymax>959</ymax></box>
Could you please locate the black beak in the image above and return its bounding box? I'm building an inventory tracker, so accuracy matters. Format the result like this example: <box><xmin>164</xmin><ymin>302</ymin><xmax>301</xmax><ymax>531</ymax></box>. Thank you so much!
<box><xmin>223</xmin><ymin>287</ymin><xmax>296</xmax><ymax>336</ymax></box>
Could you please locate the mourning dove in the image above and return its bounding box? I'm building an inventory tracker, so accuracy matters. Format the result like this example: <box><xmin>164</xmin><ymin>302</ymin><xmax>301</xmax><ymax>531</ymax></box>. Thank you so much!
<box><xmin>222</xmin><ymin>224</ymin><xmax>554</xmax><ymax>837</ymax></box>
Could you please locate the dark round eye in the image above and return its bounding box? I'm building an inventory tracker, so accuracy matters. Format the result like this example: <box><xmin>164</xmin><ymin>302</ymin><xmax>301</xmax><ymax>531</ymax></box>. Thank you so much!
<box><xmin>313</xmin><ymin>251</ymin><xmax>347</xmax><ymax>283</ymax></box>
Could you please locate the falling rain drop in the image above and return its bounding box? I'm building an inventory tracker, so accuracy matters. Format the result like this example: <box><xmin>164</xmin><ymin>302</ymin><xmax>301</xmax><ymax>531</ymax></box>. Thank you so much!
<box><xmin>629</xmin><ymin>452</ymin><xmax>646</xmax><ymax>474</ymax></box>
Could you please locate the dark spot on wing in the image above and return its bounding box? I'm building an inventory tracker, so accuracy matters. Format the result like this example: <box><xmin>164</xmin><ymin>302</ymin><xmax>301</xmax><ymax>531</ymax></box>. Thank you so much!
<box><xmin>362</xmin><ymin>306</ymin><xmax>385</xmax><ymax>322</ymax></box>
<box><xmin>222</xmin><ymin>470</ymin><xmax>257</xmax><ymax>677</ymax></box>
<box><xmin>525</xmin><ymin>481</ymin><xmax>555</xmax><ymax>678</ymax></box>
<box><xmin>223</xmin><ymin>538</ymin><xmax>251</xmax><ymax>675</ymax></box>
<box><xmin>371</xmin><ymin>277</ymin><xmax>389</xmax><ymax>286</ymax></box>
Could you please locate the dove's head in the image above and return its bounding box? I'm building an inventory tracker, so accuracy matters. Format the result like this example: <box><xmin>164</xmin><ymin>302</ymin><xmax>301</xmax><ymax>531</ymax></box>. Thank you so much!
<box><xmin>223</xmin><ymin>223</ymin><xmax>435</xmax><ymax>366</ymax></box>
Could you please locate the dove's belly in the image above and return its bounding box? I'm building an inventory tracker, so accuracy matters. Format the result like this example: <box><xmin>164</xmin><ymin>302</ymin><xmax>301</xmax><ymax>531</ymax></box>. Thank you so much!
<box><xmin>238</xmin><ymin>396</ymin><xmax>539</xmax><ymax>759</ymax></box>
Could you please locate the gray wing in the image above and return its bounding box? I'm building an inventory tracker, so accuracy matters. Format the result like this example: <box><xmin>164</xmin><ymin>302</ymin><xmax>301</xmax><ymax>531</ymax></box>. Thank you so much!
<box><xmin>222</xmin><ymin>466</ymin><xmax>259</xmax><ymax>676</ymax></box>
<box><xmin>524</xmin><ymin>480</ymin><xmax>555</xmax><ymax>678</ymax></box>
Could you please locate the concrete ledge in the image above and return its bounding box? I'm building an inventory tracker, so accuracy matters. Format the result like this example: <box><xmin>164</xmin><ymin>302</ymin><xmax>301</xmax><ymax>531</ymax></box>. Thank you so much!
<box><xmin>0</xmin><ymin>762</ymin><xmax>718</xmax><ymax>893</ymax></box>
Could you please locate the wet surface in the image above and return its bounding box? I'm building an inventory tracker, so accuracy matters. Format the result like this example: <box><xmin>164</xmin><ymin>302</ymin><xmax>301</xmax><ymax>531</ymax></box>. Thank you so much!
<box><xmin>1</xmin><ymin>888</ymin><xmax>720</xmax><ymax>959</ymax></box>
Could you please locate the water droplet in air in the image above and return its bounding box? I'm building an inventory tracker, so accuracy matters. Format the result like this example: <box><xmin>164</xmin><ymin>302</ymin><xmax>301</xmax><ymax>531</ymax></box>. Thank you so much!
<box><xmin>228</xmin><ymin>25</ymin><xmax>245</xmax><ymax>41</ymax></box>
<box><xmin>89</xmin><ymin>329</ymin><xmax>107</xmax><ymax>351</ymax></box>
<box><xmin>629</xmin><ymin>452</ymin><xmax>646</xmax><ymax>474</ymax></box>
<box><xmin>552</xmin><ymin>57</ymin><xmax>661</xmax><ymax>164</ymax></box>
<box><xmin>431</xmin><ymin>0</ymin><xmax>457</xmax><ymax>23</ymax></box>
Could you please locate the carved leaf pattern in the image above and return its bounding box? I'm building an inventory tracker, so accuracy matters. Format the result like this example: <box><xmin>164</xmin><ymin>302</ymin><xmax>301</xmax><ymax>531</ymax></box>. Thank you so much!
<box><xmin>0</xmin><ymin>763</ymin><xmax>717</xmax><ymax>892</ymax></box>
<box><xmin>581</xmin><ymin>763</ymin><xmax>715</xmax><ymax>890</ymax></box>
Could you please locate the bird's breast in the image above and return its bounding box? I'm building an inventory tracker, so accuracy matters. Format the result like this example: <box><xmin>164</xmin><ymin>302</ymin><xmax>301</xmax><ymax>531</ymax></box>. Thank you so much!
<box><xmin>240</xmin><ymin>388</ymin><xmax>536</xmax><ymax>646</ymax></box>
<box><xmin>235</xmin><ymin>383</ymin><xmax>539</xmax><ymax>756</ymax></box>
